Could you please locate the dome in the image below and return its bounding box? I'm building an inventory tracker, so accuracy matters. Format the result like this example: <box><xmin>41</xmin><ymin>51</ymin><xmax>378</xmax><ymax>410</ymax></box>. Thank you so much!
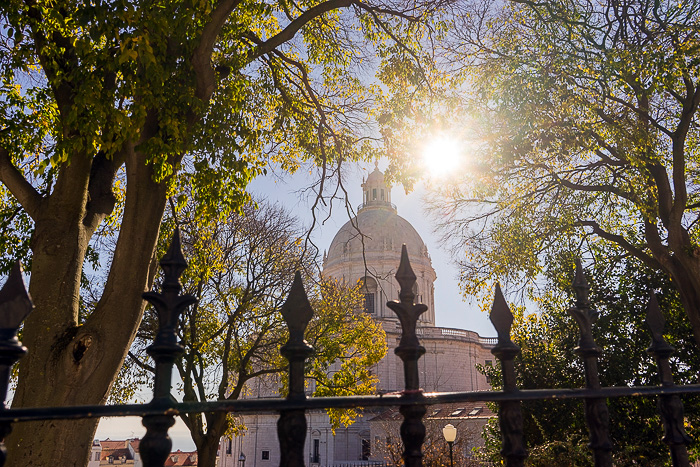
<box><xmin>324</xmin><ymin>208</ymin><xmax>429</xmax><ymax>270</ymax></box>
<box><xmin>322</xmin><ymin>166</ymin><xmax>436</xmax><ymax>325</ymax></box>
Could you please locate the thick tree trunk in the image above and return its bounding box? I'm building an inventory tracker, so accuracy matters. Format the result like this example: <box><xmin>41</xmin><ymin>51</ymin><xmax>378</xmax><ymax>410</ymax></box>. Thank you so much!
<box><xmin>5</xmin><ymin>151</ymin><xmax>169</xmax><ymax>467</ymax></box>
<box><xmin>195</xmin><ymin>431</ymin><xmax>224</xmax><ymax>467</ymax></box>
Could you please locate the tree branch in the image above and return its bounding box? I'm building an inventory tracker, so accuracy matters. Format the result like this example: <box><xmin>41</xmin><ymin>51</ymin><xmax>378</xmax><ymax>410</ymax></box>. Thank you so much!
<box><xmin>579</xmin><ymin>219</ymin><xmax>660</xmax><ymax>270</ymax></box>
<box><xmin>0</xmin><ymin>146</ymin><xmax>44</xmax><ymax>220</ymax></box>
<box><xmin>248</xmin><ymin>0</ymin><xmax>353</xmax><ymax>60</ymax></box>
<box><xmin>191</xmin><ymin>0</ymin><xmax>245</xmax><ymax>100</ymax></box>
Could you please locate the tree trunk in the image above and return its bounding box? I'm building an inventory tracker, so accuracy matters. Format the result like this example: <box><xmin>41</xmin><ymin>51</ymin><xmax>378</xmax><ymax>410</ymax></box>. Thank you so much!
<box><xmin>195</xmin><ymin>431</ymin><xmax>224</xmax><ymax>467</ymax></box>
<box><xmin>182</xmin><ymin>411</ymin><xmax>229</xmax><ymax>467</ymax></box>
<box><xmin>5</xmin><ymin>151</ymin><xmax>169</xmax><ymax>467</ymax></box>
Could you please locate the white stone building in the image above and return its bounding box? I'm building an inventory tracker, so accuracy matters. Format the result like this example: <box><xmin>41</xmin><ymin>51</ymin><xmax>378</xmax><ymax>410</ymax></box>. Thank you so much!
<box><xmin>218</xmin><ymin>168</ymin><xmax>496</xmax><ymax>467</ymax></box>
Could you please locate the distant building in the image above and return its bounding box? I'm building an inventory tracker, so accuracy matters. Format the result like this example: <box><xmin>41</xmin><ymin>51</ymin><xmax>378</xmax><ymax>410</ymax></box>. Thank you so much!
<box><xmin>165</xmin><ymin>449</ymin><xmax>198</xmax><ymax>466</ymax></box>
<box><xmin>90</xmin><ymin>438</ymin><xmax>196</xmax><ymax>467</ymax></box>
<box><xmin>219</xmin><ymin>167</ymin><xmax>496</xmax><ymax>466</ymax></box>
<box><xmin>88</xmin><ymin>438</ymin><xmax>141</xmax><ymax>466</ymax></box>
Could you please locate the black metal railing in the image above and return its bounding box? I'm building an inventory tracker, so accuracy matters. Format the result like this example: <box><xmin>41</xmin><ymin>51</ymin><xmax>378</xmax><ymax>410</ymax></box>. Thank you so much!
<box><xmin>0</xmin><ymin>231</ymin><xmax>697</xmax><ymax>467</ymax></box>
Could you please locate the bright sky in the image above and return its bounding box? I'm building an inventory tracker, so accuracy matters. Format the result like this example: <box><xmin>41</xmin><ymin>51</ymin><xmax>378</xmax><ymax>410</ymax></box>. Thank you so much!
<box><xmin>95</xmin><ymin>160</ymin><xmax>495</xmax><ymax>451</ymax></box>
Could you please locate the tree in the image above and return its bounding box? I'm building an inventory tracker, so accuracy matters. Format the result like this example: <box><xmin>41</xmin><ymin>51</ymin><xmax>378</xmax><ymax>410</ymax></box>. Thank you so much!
<box><xmin>479</xmin><ymin>254</ymin><xmax>700</xmax><ymax>465</ymax></box>
<box><xmin>383</xmin><ymin>0</ymin><xmax>700</xmax><ymax>346</ymax></box>
<box><xmin>0</xmin><ymin>0</ymin><xmax>440</xmax><ymax>464</ymax></box>
<box><xmin>114</xmin><ymin>200</ymin><xmax>386</xmax><ymax>467</ymax></box>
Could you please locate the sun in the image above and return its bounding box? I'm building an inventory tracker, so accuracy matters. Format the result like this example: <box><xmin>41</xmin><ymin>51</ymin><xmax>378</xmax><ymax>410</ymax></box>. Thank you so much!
<box><xmin>421</xmin><ymin>136</ymin><xmax>463</xmax><ymax>179</ymax></box>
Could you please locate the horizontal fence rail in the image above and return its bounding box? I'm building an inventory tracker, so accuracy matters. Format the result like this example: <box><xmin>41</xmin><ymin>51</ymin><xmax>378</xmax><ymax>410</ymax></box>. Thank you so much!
<box><xmin>0</xmin><ymin>231</ymin><xmax>695</xmax><ymax>467</ymax></box>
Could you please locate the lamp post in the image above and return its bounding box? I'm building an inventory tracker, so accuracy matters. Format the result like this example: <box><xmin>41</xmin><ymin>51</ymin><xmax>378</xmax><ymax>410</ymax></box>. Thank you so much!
<box><xmin>238</xmin><ymin>452</ymin><xmax>246</xmax><ymax>467</ymax></box>
<box><xmin>442</xmin><ymin>423</ymin><xmax>457</xmax><ymax>467</ymax></box>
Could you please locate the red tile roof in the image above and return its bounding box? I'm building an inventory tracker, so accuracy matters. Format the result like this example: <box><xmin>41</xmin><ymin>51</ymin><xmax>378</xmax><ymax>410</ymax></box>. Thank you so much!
<box><xmin>97</xmin><ymin>438</ymin><xmax>141</xmax><ymax>461</ymax></box>
<box><xmin>164</xmin><ymin>450</ymin><xmax>198</xmax><ymax>466</ymax></box>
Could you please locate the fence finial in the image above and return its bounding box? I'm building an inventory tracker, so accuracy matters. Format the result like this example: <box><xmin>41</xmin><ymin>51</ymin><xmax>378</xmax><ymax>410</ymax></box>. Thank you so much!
<box><xmin>646</xmin><ymin>292</ymin><xmax>691</xmax><ymax>464</ymax></box>
<box><xmin>141</xmin><ymin>228</ymin><xmax>197</xmax><ymax>467</ymax></box>
<box><xmin>388</xmin><ymin>245</ymin><xmax>427</xmax><ymax>370</ymax></box>
<box><xmin>387</xmin><ymin>246</ymin><xmax>427</xmax><ymax>467</ymax></box>
<box><xmin>0</xmin><ymin>262</ymin><xmax>33</xmax><ymax>329</ymax></box>
<box><xmin>573</xmin><ymin>259</ymin><xmax>590</xmax><ymax>306</ymax></box>
<box><xmin>278</xmin><ymin>271</ymin><xmax>314</xmax><ymax>467</ymax></box>
<box><xmin>280</xmin><ymin>271</ymin><xmax>314</xmax><ymax>353</ymax></box>
<box><xmin>489</xmin><ymin>284</ymin><xmax>526</xmax><ymax>466</ymax></box>
<box><xmin>568</xmin><ymin>260</ymin><xmax>612</xmax><ymax>466</ymax></box>
<box><xmin>0</xmin><ymin>262</ymin><xmax>33</xmax><ymax>467</ymax></box>
<box><xmin>646</xmin><ymin>292</ymin><xmax>670</xmax><ymax>353</ymax></box>
<box><xmin>568</xmin><ymin>260</ymin><xmax>599</xmax><ymax>354</ymax></box>
<box><xmin>490</xmin><ymin>283</ymin><xmax>515</xmax><ymax>347</ymax></box>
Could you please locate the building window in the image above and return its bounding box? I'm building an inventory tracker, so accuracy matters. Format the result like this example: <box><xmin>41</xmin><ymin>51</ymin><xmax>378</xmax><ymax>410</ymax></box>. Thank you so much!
<box><xmin>359</xmin><ymin>276</ymin><xmax>378</xmax><ymax>314</ymax></box>
<box><xmin>262</xmin><ymin>450</ymin><xmax>270</xmax><ymax>460</ymax></box>
<box><xmin>227</xmin><ymin>439</ymin><xmax>232</xmax><ymax>454</ymax></box>
<box><xmin>372</xmin><ymin>188</ymin><xmax>377</xmax><ymax>200</ymax></box>
<box><xmin>363</xmin><ymin>293</ymin><xmax>375</xmax><ymax>314</ymax></box>
<box><xmin>311</xmin><ymin>439</ymin><xmax>320</xmax><ymax>463</ymax></box>
<box><xmin>361</xmin><ymin>438</ymin><xmax>371</xmax><ymax>460</ymax></box>
<box><xmin>381</xmin><ymin>189</ymin><xmax>384</xmax><ymax>200</ymax></box>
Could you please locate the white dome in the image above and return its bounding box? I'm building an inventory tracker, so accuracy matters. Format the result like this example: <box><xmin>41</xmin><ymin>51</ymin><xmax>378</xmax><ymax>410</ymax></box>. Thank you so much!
<box><xmin>322</xmin><ymin>167</ymin><xmax>436</xmax><ymax>325</ymax></box>
<box><xmin>324</xmin><ymin>207</ymin><xmax>428</xmax><ymax>270</ymax></box>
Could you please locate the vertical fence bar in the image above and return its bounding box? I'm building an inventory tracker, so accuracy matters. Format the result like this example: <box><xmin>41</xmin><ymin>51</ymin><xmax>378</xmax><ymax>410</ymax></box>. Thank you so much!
<box><xmin>646</xmin><ymin>293</ymin><xmax>691</xmax><ymax>467</ymax></box>
<box><xmin>278</xmin><ymin>271</ymin><xmax>314</xmax><ymax>467</ymax></box>
<box><xmin>568</xmin><ymin>261</ymin><xmax>612</xmax><ymax>467</ymax></box>
<box><xmin>0</xmin><ymin>263</ymin><xmax>33</xmax><ymax>467</ymax></box>
<box><xmin>140</xmin><ymin>229</ymin><xmax>197</xmax><ymax>467</ymax></box>
<box><xmin>386</xmin><ymin>246</ymin><xmax>427</xmax><ymax>467</ymax></box>
<box><xmin>489</xmin><ymin>284</ymin><xmax>526</xmax><ymax>467</ymax></box>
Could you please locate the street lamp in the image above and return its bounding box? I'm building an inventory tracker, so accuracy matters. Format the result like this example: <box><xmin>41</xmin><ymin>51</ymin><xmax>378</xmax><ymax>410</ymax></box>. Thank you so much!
<box><xmin>238</xmin><ymin>452</ymin><xmax>246</xmax><ymax>467</ymax></box>
<box><xmin>442</xmin><ymin>423</ymin><xmax>457</xmax><ymax>467</ymax></box>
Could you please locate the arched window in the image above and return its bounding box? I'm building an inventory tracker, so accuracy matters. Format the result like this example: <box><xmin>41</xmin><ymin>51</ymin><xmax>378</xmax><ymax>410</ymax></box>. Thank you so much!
<box><xmin>359</xmin><ymin>276</ymin><xmax>378</xmax><ymax>314</ymax></box>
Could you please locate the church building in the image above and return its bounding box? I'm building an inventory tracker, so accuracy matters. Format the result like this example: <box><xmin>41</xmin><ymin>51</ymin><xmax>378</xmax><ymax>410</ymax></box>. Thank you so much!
<box><xmin>218</xmin><ymin>167</ymin><xmax>496</xmax><ymax>467</ymax></box>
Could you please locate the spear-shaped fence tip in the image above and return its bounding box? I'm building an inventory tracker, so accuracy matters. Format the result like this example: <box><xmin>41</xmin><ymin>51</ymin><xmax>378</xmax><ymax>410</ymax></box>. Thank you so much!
<box><xmin>572</xmin><ymin>259</ymin><xmax>590</xmax><ymax>305</ymax></box>
<box><xmin>0</xmin><ymin>261</ymin><xmax>33</xmax><ymax>329</ymax></box>
<box><xmin>396</xmin><ymin>245</ymin><xmax>417</xmax><ymax>303</ymax></box>
<box><xmin>646</xmin><ymin>292</ymin><xmax>666</xmax><ymax>346</ymax></box>
<box><xmin>490</xmin><ymin>283</ymin><xmax>513</xmax><ymax>344</ymax></box>
<box><xmin>280</xmin><ymin>271</ymin><xmax>314</xmax><ymax>346</ymax></box>
<box><xmin>160</xmin><ymin>228</ymin><xmax>188</xmax><ymax>278</ymax></box>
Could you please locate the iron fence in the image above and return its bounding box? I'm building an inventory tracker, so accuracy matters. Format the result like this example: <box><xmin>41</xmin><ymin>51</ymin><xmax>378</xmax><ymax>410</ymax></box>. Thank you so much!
<box><xmin>0</xmin><ymin>230</ymin><xmax>697</xmax><ymax>466</ymax></box>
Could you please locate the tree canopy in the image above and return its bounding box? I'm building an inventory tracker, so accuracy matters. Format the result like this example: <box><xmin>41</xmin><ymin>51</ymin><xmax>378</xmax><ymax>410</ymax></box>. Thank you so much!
<box><xmin>382</xmin><ymin>0</ymin><xmax>700</xmax><ymax>346</ymax></box>
<box><xmin>0</xmin><ymin>0</ymin><xmax>441</xmax><ymax>464</ymax></box>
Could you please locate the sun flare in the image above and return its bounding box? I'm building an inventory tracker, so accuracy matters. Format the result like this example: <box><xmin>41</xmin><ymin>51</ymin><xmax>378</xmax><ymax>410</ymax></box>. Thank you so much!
<box><xmin>421</xmin><ymin>136</ymin><xmax>463</xmax><ymax>178</ymax></box>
